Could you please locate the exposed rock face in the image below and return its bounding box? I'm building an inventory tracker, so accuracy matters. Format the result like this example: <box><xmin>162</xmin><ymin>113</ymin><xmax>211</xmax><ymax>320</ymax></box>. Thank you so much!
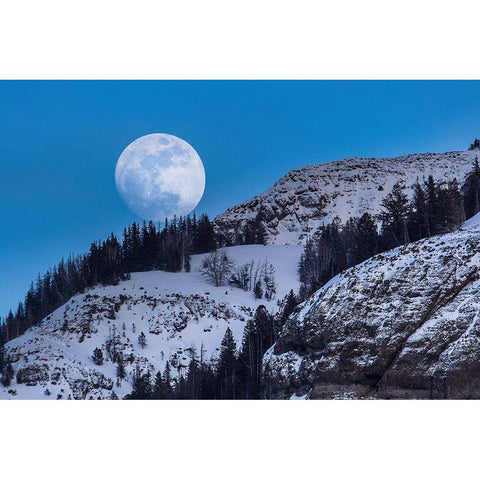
<box><xmin>214</xmin><ymin>150</ymin><xmax>476</xmax><ymax>245</ymax></box>
<box><xmin>16</xmin><ymin>364</ymin><xmax>50</xmax><ymax>386</ymax></box>
<box><xmin>264</xmin><ymin>222</ymin><xmax>480</xmax><ymax>399</ymax></box>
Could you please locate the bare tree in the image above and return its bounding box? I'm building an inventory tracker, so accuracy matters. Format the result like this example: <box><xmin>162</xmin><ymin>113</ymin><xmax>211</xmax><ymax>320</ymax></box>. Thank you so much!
<box><xmin>201</xmin><ymin>251</ymin><xmax>235</xmax><ymax>286</ymax></box>
<box><xmin>230</xmin><ymin>263</ymin><xmax>250</xmax><ymax>290</ymax></box>
<box><xmin>229</xmin><ymin>258</ymin><xmax>276</xmax><ymax>299</ymax></box>
<box><xmin>262</xmin><ymin>261</ymin><xmax>276</xmax><ymax>300</ymax></box>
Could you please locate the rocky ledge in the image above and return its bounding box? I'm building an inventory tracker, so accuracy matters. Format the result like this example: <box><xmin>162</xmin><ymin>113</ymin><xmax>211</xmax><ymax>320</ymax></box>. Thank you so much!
<box><xmin>265</xmin><ymin>224</ymin><xmax>480</xmax><ymax>399</ymax></box>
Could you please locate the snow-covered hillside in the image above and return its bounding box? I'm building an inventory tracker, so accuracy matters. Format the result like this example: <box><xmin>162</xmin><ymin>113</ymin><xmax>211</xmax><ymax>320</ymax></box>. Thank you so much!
<box><xmin>0</xmin><ymin>245</ymin><xmax>302</xmax><ymax>399</ymax></box>
<box><xmin>214</xmin><ymin>149</ymin><xmax>479</xmax><ymax>245</ymax></box>
<box><xmin>265</xmin><ymin>221</ymin><xmax>480</xmax><ymax>399</ymax></box>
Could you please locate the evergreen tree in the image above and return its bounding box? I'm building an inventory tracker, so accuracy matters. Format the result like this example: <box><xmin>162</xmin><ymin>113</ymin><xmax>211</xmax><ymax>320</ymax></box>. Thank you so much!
<box><xmin>469</xmin><ymin>138</ymin><xmax>480</xmax><ymax>150</ymax></box>
<box><xmin>152</xmin><ymin>371</ymin><xmax>165</xmax><ymax>399</ymax></box>
<box><xmin>195</xmin><ymin>214</ymin><xmax>217</xmax><ymax>253</ymax></box>
<box><xmin>162</xmin><ymin>361</ymin><xmax>173</xmax><ymax>399</ymax></box>
<box><xmin>184</xmin><ymin>251</ymin><xmax>191</xmax><ymax>272</ymax></box>
<box><xmin>185</xmin><ymin>358</ymin><xmax>200</xmax><ymax>399</ymax></box>
<box><xmin>424</xmin><ymin>175</ymin><xmax>443</xmax><ymax>235</ymax></box>
<box><xmin>274</xmin><ymin>290</ymin><xmax>299</xmax><ymax>339</ymax></box>
<box><xmin>242</xmin><ymin>206</ymin><xmax>267</xmax><ymax>245</ymax></box>
<box><xmin>237</xmin><ymin>306</ymin><xmax>275</xmax><ymax>399</ymax></box>
<box><xmin>116</xmin><ymin>354</ymin><xmax>126</xmax><ymax>380</ymax></box>
<box><xmin>253</xmin><ymin>206</ymin><xmax>267</xmax><ymax>244</ymax></box>
<box><xmin>409</xmin><ymin>181</ymin><xmax>430</xmax><ymax>240</ymax></box>
<box><xmin>216</xmin><ymin>328</ymin><xmax>237</xmax><ymax>399</ymax></box>
<box><xmin>237</xmin><ymin>320</ymin><xmax>257</xmax><ymax>399</ymax></box>
<box><xmin>353</xmin><ymin>213</ymin><xmax>378</xmax><ymax>263</ymax></box>
<box><xmin>197</xmin><ymin>345</ymin><xmax>216</xmax><ymax>400</ymax></box>
<box><xmin>138</xmin><ymin>331</ymin><xmax>147</xmax><ymax>349</ymax></box>
<box><xmin>440</xmin><ymin>178</ymin><xmax>465</xmax><ymax>232</ymax></box>
<box><xmin>298</xmin><ymin>238</ymin><xmax>320</xmax><ymax>299</ymax></box>
<box><xmin>0</xmin><ymin>345</ymin><xmax>5</xmax><ymax>372</ymax></box>
<box><xmin>127</xmin><ymin>364</ymin><xmax>152</xmax><ymax>399</ymax></box>
<box><xmin>92</xmin><ymin>347</ymin><xmax>104</xmax><ymax>365</ymax></box>
<box><xmin>1</xmin><ymin>359</ymin><xmax>14</xmax><ymax>387</ymax></box>
<box><xmin>462</xmin><ymin>158</ymin><xmax>480</xmax><ymax>219</ymax></box>
<box><xmin>379</xmin><ymin>181</ymin><xmax>410</xmax><ymax>247</ymax></box>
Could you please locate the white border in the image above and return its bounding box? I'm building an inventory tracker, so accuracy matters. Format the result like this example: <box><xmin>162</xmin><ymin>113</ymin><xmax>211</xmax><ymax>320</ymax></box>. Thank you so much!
<box><xmin>1</xmin><ymin>1</ymin><xmax>480</xmax><ymax>477</ymax></box>
<box><xmin>1</xmin><ymin>0</ymin><xmax>480</xmax><ymax>79</ymax></box>
<box><xmin>2</xmin><ymin>400</ymin><xmax>479</xmax><ymax>479</ymax></box>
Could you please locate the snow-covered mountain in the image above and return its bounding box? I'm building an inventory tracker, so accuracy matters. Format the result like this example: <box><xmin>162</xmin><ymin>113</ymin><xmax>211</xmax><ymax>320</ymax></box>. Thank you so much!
<box><xmin>264</xmin><ymin>215</ymin><xmax>480</xmax><ymax>399</ymax></box>
<box><xmin>0</xmin><ymin>245</ymin><xmax>302</xmax><ymax>399</ymax></box>
<box><xmin>4</xmin><ymin>146</ymin><xmax>480</xmax><ymax>400</ymax></box>
<box><xmin>214</xmin><ymin>149</ymin><xmax>479</xmax><ymax>245</ymax></box>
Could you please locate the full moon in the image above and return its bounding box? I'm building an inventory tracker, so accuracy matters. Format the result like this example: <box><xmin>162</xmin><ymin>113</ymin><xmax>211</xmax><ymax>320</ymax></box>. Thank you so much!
<box><xmin>115</xmin><ymin>133</ymin><xmax>206</xmax><ymax>221</ymax></box>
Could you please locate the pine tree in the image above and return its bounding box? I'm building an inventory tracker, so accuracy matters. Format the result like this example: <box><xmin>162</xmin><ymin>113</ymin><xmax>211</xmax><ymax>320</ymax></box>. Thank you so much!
<box><xmin>274</xmin><ymin>290</ymin><xmax>299</xmax><ymax>339</ymax></box>
<box><xmin>116</xmin><ymin>354</ymin><xmax>126</xmax><ymax>380</ymax></box>
<box><xmin>353</xmin><ymin>213</ymin><xmax>378</xmax><ymax>263</ymax></box>
<box><xmin>1</xmin><ymin>359</ymin><xmax>14</xmax><ymax>387</ymax></box>
<box><xmin>298</xmin><ymin>237</ymin><xmax>320</xmax><ymax>299</ymax></box>
<box><xmin>237</xmin><ymin>306</ymin><xmax>275</xmax><ymax>399</ymax></box>
<box><xmin>0</xmin><ymin>345</ymin><xmax>5</xmax><ymax>372</ymax></box>
<box><xmin>237</xmin><ymin>320</ymin><xmax>255</xmax><ymax>398</ymax></box>
<box><xmin>440</xmin><ymin>178</ymin><xmax>465</xmax><ymax>232</ymax></box>
<box><xmin>462</xmin><ymin>158</ymin><xmax>480</xmax><ymax>219</ymax></box>
<box><xmin>92</xmin><ymin>347</ymin><xmax>104</xmax><ymax>365</ymax></box>
<box><xmin>468</xmin><ymin>138</ymin><xmax>480</xmax><ymax>150</ymax></box>
<box><xmin>152</xmin><ymin>371</ymin><xmax>164</xmax><ymax>399</ymax></box>
<box><xmin>128</xmin><ymin>364</ymin><xmax>152</xmax><ymax>399</ymax></box>
<box><xmin>252</xmin><ymin>206</ymin><xmax>267</xmax><ymax>244</ymax></box>
<box><xmin>138</xmin><ymin>331</ymin><xmax>147</xmax><ymax>349</ymax></box>
<box><xmin>253</xmin><ymin>305</ymin><xmax>275</xmax><ymax>356</ymax></box>
<box><xmin>216</xmin><ymin>328</ymin><xmax>237</xmax><ymax>399</ymax></box>
<box><xmin>184</xmin><ymin>251</ymin><xmax>191</xmax><ymax>272</ymax></box>
<box><xmin>185</xmin><ymin>358</ymin><xmax>200</xmax><ymax>399</ymax></box>
<box><xmin>162</xmin><ymin>361</ymin><xmax>173</xmax><ymax>399</ymax></box>
<box><xmin>195</xmin><ymin>214</ymin><xmax>217</xmax><ymax>253</ymax></box>
<box><xmin>379</xmin><ymin>181</ymin><xmax>410</xmax><ymax>247</ymax></box>
<box><xmin>409</xmin><ymin>181</ymin><xmax>430</xmax><ymax>240</ymax></box>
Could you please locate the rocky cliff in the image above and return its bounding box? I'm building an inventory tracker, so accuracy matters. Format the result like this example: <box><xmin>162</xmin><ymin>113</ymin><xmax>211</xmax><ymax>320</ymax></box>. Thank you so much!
<box><xmin>264</xmin><ymin>215</ymin><xmax>480</xmax><ymax>399</ymax></box>
<box><xmin>214</xmin><ymin>150</ymin><xmax>478</xmax><ymax>245</ymax></box>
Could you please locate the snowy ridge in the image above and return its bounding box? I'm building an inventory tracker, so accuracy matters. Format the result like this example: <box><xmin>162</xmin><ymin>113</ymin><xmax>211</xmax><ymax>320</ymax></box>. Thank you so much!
<box><xmin>214</xmin><ymin>149</ymin><xmax>479</xmax><ymax>245</ymax></box>
<box><xmin>265</xmin><ymin>224</ymin><xmax>480</xmax><ymax>399</ymax></box>
<box><xmin>0</xmin><ymin>245</ymin><xmax>302</xmax><ymax>399</ymax></box>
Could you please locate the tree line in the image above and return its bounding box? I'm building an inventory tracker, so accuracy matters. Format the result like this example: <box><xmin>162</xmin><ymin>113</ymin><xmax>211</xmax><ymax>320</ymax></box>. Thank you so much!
<box><xmin>0</xmin><ymin>213</ymin><xmax>217</xmax><ymax>346</ymax></box>
<box><xmin>299</xmin><ymin>159</ymin><xmax>480</xmax><ymax>298</ymax></box>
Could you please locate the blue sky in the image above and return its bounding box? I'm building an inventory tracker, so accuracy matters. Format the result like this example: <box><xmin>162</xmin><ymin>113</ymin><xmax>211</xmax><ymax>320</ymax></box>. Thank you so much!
<box><xmin>1</xmin><ymin>80</ymin><xmax>480</xmax><ymax>317</ymax></box>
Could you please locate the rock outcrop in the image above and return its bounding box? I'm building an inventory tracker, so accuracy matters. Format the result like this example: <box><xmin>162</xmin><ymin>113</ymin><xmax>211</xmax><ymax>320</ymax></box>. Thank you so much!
<box><xmin>214</xmin><ymin>150</ymin><xmax>477</xmax><ymax>245</ymax></box>
<box><xmin>265</xmin><ymin>220</ymin><xmax>480</xmax><ymax>399</ymax></box>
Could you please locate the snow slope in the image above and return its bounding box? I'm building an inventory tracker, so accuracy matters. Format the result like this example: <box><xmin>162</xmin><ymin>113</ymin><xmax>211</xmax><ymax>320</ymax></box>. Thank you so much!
<box><xmin>463</xmin><ymin>211</ymin><xmax>480</xmax><ymax>230</ymax></box>
<box><xmin>0</xmin><ymin>245</ymin><xmax>302</xmax><ymax>400</ymax></box>
<box><xmin>214</xmin><ymin>149</ymin><xmax>479</xmax><ymax>245</ymax></box>
<box><xmin>265</xmin><ymin>221</ymin><xmax>480</xmax><ymax>399</ymax></box>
